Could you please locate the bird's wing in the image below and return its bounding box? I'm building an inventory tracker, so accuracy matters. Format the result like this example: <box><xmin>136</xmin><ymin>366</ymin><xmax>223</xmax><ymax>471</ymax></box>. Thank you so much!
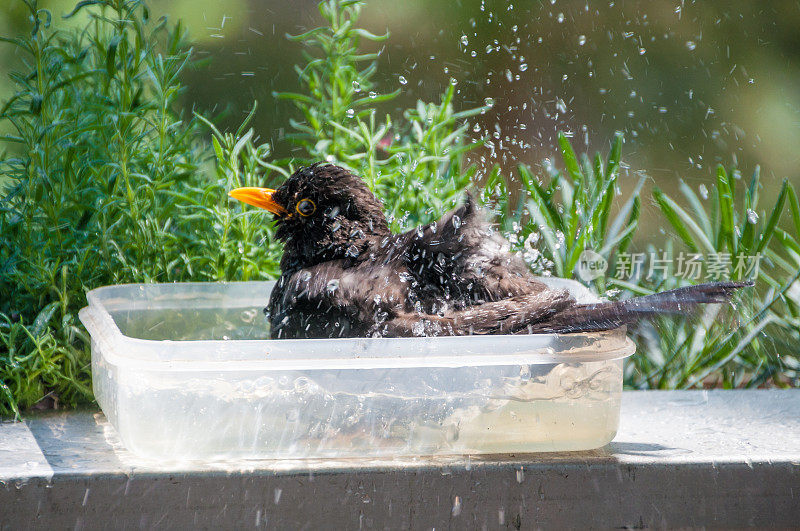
<box><xmin>268</xmin><ymin>260</ymin><xmax>411</xmax><ymax>338</ymax></box>
<box><xmin>395</xmin><ymin>193</ymin><xmax>546</xmax><ymax>307</ymax></box>
<box><xmin>381</xmin><ymin>288</ymin><xmax>575</xmax><ymax>336</ymax></box>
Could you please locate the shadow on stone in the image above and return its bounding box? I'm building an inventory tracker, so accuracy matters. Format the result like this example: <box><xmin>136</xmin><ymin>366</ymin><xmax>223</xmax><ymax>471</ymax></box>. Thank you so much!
<box><xmin>25</xmin><ymin>409</ymin><xmax>126</xmax><ymax>474</ymax></box>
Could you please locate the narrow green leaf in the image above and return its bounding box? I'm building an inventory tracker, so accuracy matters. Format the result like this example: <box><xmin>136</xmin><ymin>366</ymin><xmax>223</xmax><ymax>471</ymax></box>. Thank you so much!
<box><xmin>64</xmin><ymin>0</ymin><xmax>103</xmax><ymax>19</ymax></box>
<box><xmin>557</xmin><ymin>132</ymin><xmax>583</xmax><ymax>185</ymax></box>
<box><xmin>653</xmin><ymin>187</ymin><xmax>715</xmax><ymax>254</ymax></box>
<box><xmin>787</xmin><ymin>183</ymin><xmax>800</xmax><ymax>238</ymax></box>
<box><xmin>716</xmin><ymin>165</ymin><xmax>736</xmax><ymax>253</ymax></box>
<box><xmin>105</xmin><ymin>35</ymin><xmax>122</xmax><ymax>79</ymax></box>
<box><xmin>755</xmin><ymin>179</ymin><xmax>788</xmax><ymax>254</ymax></box>
<box><xmin>31</xmin><ymin>302</ymin><xmax>59</xmax><ymax>337</ymax></box>
<box><xmin>605</xmin><ymin>131</ymin><xmax>623</xmax><ymax>177</ymax></box>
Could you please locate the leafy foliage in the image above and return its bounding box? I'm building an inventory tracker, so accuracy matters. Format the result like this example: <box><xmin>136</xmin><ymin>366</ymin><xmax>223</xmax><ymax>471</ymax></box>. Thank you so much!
<box><xmin>273</xmin><ymin>0</ymin><xmax>489</xmax><ymax>230</ymax></box>
<box><xmin>630</xmin><ymin>168</ymin><xmax>800</xmax><ymax>388</ymax></box>
<box><xmin>484</xmin><ymin>132</ymin><xmax>641</xmax><ymax>295</ymax></box>
<box><xmin>1</xmin><ymin>0</ymin><xmax>798</xmax><ymax>419</ymax></box>
<box><xmin>0</xmin><ymin>0</ymin><xmax>279</xmax><ymax>418</ymax></box>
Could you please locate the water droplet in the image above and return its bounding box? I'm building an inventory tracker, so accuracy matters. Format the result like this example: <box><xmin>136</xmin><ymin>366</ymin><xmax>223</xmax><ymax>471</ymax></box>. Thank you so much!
<box><xmin>326</xmin><ymin>279</ymin><xmax>340</xmax><ymax>294</ymax></box>
<box><xmin>452</xmin><ymin>496</ymin><xmax>462</xmax><ymax>517</ymax></box>
<box><xmin>398</xmin><ymin>75</ymin><xmax>407</xmax><ymax>85</ymax></box>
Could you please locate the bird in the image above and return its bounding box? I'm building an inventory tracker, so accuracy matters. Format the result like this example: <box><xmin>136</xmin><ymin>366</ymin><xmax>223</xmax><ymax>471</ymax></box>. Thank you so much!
<box><xmin>229</xmin><ymin>163</ymin><xmax>750</xmax><ymax>340</ymax></box>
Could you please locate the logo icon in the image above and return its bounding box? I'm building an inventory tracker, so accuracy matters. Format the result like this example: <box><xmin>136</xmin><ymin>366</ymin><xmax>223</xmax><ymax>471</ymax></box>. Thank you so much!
<box><xmin>576</xmin><ymin>249</ymin><xmax>608</xmax><ymax>282</ymax></box>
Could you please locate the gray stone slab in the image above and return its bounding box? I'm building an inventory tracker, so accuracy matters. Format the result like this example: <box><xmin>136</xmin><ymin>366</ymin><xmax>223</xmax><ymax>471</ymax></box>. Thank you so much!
<box><xmin>0</xmin><ymin>420</ymin><xmax>51</xmax><ymax>481</ymax></box>
<box><xmin>1</xmin><ymin>390</ymin><xmax>799</xmax><ymax>528</ymax></box>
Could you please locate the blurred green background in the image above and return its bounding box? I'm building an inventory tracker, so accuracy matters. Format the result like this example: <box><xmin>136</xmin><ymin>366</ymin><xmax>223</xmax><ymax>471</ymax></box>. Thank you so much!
<box><xmin>2</xmin><ymin>0</ymin><xmax>799</xmax><ymax>205</ymax></box>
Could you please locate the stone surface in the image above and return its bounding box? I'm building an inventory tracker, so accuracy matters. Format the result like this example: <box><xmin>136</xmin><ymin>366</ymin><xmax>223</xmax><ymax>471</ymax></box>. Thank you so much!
<box><xmin>1</xmin><ymin>390</ymin><xmax>799</xmax><ymax>528</ymax></box>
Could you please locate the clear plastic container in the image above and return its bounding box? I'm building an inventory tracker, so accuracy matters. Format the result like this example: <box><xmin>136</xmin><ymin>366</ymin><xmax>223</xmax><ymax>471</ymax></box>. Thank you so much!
<box><xmin>79</xmin><ymin>278</ymin><xmax>634</xmax><ymax>460</ymax></box>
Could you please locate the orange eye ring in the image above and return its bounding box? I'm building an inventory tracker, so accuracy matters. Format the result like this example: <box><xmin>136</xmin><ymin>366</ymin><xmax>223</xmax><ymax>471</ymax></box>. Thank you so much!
<box><xmin>296</xmin><ymin>198</ymin><xmax>316</xmax><ymax>217</ymax></box>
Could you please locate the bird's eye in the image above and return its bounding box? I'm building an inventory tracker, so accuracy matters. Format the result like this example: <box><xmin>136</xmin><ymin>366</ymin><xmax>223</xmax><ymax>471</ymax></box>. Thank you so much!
<box><xmin>296</xmin><ymin>198</ymin><xmax>316</xmax><ymax>217</ymax></box>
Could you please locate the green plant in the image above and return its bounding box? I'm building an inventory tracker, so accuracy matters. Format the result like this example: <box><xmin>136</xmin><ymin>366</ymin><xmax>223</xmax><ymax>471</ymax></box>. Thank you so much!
<box><xmin>274</xmin><ymin>0</ymin><xmax>489</xmax><ymax>230</ymax></box>
<box><xmin>2</xmin><ymin>0</ymin><xmax>798</xmax><ymax>420</ymax></box>
<box><xmin>482</xmin><ymin>132</ymin><xmax>642</xmax><ymax>296</ymax></box>
<box><xmin>0</xmin><ymin>0</ymin><xmax>280</xmax><ymax>418</ymax></box>
<box><xmin>628</xmin><ymin>167</ymin><xmax>800</xmax><ymax>388</ymax></box>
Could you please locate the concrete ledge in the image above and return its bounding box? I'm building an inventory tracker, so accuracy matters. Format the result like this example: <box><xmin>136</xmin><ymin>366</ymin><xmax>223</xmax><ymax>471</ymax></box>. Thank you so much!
<box><xmin>1</xmin><ymin>390</ymin><xmax>799</xmax><ymax>528</ymax></box>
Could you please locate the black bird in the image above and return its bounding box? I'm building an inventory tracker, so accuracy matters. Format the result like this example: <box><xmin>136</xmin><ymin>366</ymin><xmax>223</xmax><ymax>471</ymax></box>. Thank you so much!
<box><xmin>229</xmin><ymin>163</ymin><xmax>749</xmax><ymax>339</ymax></box>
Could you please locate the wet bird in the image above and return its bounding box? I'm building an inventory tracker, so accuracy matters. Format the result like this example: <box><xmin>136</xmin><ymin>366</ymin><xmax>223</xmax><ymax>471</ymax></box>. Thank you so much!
<box><xmin>229</xmin><ymin>163</ymin><xmax>750</xmax><ymax>339</ymax></box>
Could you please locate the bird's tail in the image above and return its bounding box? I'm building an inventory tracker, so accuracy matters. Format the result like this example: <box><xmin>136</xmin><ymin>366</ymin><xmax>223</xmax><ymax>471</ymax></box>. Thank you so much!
<box><xmin>527</xmin><ymin>281</ymin><xmax>753</xmax><ymax>334</ymax></box>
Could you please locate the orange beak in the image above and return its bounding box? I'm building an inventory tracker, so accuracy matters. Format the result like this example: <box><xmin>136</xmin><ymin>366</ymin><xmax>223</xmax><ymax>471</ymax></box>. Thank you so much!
<box><xmin>228</xmin><ymin>187</ymin><xmax>287</xmax><ymax>215</ymax></box>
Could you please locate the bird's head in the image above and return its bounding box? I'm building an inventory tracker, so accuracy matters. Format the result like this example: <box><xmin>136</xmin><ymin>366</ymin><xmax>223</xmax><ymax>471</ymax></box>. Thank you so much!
<box><xmin>229</xmin><ymin>163</ymin><xmax>390</xmax><ymax>269</ymax></box>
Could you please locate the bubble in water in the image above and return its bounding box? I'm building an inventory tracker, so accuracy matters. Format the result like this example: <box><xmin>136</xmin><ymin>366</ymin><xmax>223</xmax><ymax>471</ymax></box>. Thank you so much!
<box><xmin>368</xmin><ymin>91</ymin><xmax>377</xmax><ymax>99</ymax></box>
<box><xmin>639</xmin><ymin>47</ymin><xmax>646</xmax><ymax>55</ymax></box>
<box><xmin>686</xmin><ymin>41</ymin><xmax>697</xmax><ymax>51</ymax></box>
<box><xmin>449</xmin><ymin>77</ymin><xmax>458</xmax><ymax>85</ymax></box>
<box><xmin>352</xmin><ymin>80</ymin><xmax>361</xmax><ymax>92</ymax></box>
<box><xmin>345</xmin><ymin>109</ymin><xmax>354</xmax><ymax>118</ymax></box>
<box><xmin>484</xmin><ymin>97</ymin><xmax>495</xmax><ymax>106</ymax></box>
<box><xmin>398</xmin><ymin>75</ymin><xmax>408</xmax><ymax>85</ymax></box>
<box><xmin>460</xmin><ymin>35</ymin><xmax>469</xmax><ymax>46</ymax></box>
<box><xmin>698</xmin><ymin>184</ymin><xmax>709</xmax><ymax>199</ymax></box>
<box><xmin>746</xmin><ymin>209</ymin><xmax>759</xmax><ymax>224</ymax></box>
<box><xmin>557</xmin><ymin>12</ymin><xmax>565</xmax><ymax>23</ymax></box>
<box><xmin>452</xmin><ymin>215</ymin><xmax>462</xmax><ymax>229</ymax></box>
<box><xmin>519</xmin><ymin>63</ymin><xmax>528</xmax><ymax>72</ymax></box>
<box><xmin>578</xmin><ymin>35</ymin><xmax>587</xmax><ymax>46</ymax></box>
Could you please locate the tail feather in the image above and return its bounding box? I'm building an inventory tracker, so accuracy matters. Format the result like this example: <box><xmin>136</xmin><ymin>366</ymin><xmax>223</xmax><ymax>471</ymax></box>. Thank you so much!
<box><xmin>528</xmin><ymin>281</ymin><xmax>753</xmax><ymax>334</ymax></box>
